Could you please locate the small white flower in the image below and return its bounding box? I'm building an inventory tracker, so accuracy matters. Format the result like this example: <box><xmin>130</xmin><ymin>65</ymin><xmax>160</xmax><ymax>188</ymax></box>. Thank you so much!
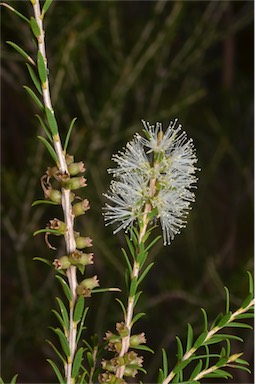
<box><xmin>103</xmin><ymin>119</ymin><xmax>198</xmax><ymax>245</ymax></box>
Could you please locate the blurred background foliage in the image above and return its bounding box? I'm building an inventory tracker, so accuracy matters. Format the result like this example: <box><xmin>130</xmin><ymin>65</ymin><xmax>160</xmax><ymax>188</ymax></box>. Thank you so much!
<box><xmin>1</xmin><ymin>0</ymin><xmax>253</xmax><ymax>382</ymax></box>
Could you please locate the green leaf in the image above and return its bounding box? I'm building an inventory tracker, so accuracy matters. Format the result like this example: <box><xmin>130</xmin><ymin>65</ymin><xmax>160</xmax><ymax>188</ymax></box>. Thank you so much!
<box><xmin>25</xmin><ymin>63</ymin><xmax>42</xmax><ymax>94</ymax></box>
<box><xmin>64</xmin><ymin>117</ymin><xmax>77</xmax><ymax>152</ymax></box>
<box><xmin>231</xmin><ymin>365</ymin><xmax>251</xmax><ymax>374</ymax></box>
<box><xmin>56</xmin><ymin>297</ymin><xmax>69</xmax><ymax>330</ymax></box>
<box><xmin>91</xmin><ymin>287</ymin><xmax>121</xmax><ymax>294</ymax></box>
<box><xmin>193</xmin><ymin>331</ymin><xmax>207</xmax><ymax>349</ymax></box>
<box><xmin>53</xmin><ymin>328</ymin><xmax>70</xmax><ymax>357</ymax></box>
<box><xmin>46</xmin><ymin>339</ymin><xmax>66</xmax><ymax>365</ymax></box>
<box><xmin>36</xmin><ymin>114</ymin><xmax>53</xmax><ymax>142</ymax></box>
<box><xmin>7</xmin><ymin>41</ymin><xmax>35</xmax><ymax>65</ymax></box>
<box><xmin>125</xmin><ymin>235</ymin><xmax>135</xmax><ymax>260</ymax></box>
<box><xmin>144</xmin><ymin>235</ymin><xmax>161</xmax><ymax>252</ymax></box>
<box><xmin>201</xmin><ymin>308</ymin><xmax>208</xmax><ymax>332</ymax></box>
<box><xmin>52</xmin><ymin>309</ymin><xmax>66</xmax><ymax>330</ymax></box>
<box><xmin>32</xmin><ymin>199</ymin><xmax>58</xmax><ymax>206</ymax></box>
<box><xmin>130</xmin><ymin>277</ymin><xmax>137</xmax><ymax>297</ymax></box>
<box><xmin>23</xmin><ymin>85</ymin><xmax>44</xmax><ymax>110</ymax></box>
<box><xmin>37</xmin><ymin>51</ymin><xmax>47</xmax><ymax>85</ymax></box>
<box><xmin>217</xmin><ymin>312</ymin><xmax>232</xmax><ymax>327</ymax></box>
<box><xmin>241</xmin><ymin>292</ymin><xmax>254</xmax><ymax>309</ymax></box>
<box><xmin>162</xmin><ymin>348</ymin><xmax>168</xmax><ymax>376</ymax></box>
<box><xmin>247</xmin><ymin>271</ymin><xmax>254</xmax><ymax>295</ymax></box>
<box><xmin>176</xmin><ymin>336</ymin><xmax>183</xmax><ymax>359</ymax></box>
<box><xmin>121</xmin><ymin>248</ymin><xmax>132</xmax><ymax>275</ymax></box>
<box><xmin>115</xmin><ymin>298</ymin><xmax>126</xmax><ymax>318</ymax></box>
<box><xmin>1</xmin><ymin>3</ymin><xmax>29</xmax><ymax>23</ymax></box>
<box><xmin>204</xmin><ymin>333</ymin><xmax>243</xmax><ymax>345</ymax></box>
<box><xmin>235</xmin><ymin>357</ymin><xmax>251</xmax><ymax>366</ymax></box>
<box><xmin>45</xmin><ymin>107</ymin><xmax>59</xmax><ymax>136</ymax></box>
<box><xmin>131</xmin><ymin>312</ymin><xmax>146</xmax><ymax>325</ymax></box>
<box><xmin>42</xmin><ymin>0</ymin><xmax>53</xmax><ymax>16</ymax></box>
<box><xmin>133</xmin><ymin>290</ymin><xmax>143</xmax><ymax>307</ymax></box>
<box><xmin>30</xmin><ymin>16</ymin><xmax>40</xmax><ymax>38</ymax></box>
<box><xmin>76</xmin><ymin>307</ymin><xmax>89</xmax><ymax>345</ymax></box>
<box><xmin>37</xmin><ymin>136</ymin><xmax>57</xmax><ymax>163</ymax></box>
<box><xmin>132</xmin><ymin>344</ymin><xmax>154</xmax><ymax>354</ymax></box>
<box><xmin>10</xmin><ymin>375</ymin><xmax>18</xmax><ymax>384</ymax></box>
<box><xmin>87</xmin><ymin>351</ymin><xmax>93</xmax><ymax>368</ymax></box>
<box><xmin>55</xmin><ymin>275</ymin><xmax>72</xmax><ymax>302</ymax></box>
<box><xmin>235</xmin><ymin>313</ymin><xmax>254</xmax><ymax>319</ymax></box>
<box><xmin>72</xmin><ymin>347</ymin><xmax>84</xmax><ymax>378</ymax></box>
<box><xmin>74</xmin><ymin>296</ymin><xmax>85</xmax><ymax>323</ymax></box>
<box><xmin>189</xmin><ymin>359</ymin><xmax>203</xmax><ymax>380</ymax></box>
<box><xmin>226</xmin><ymin>322</ymin><xmax>252</xmax><ymax>329</ymax></box>
<box><xmin>33</xmin><ymin>228</ymin><xmax>61</xmax><ymax>236</ymax></box>
<box><xmin>224</xmin><ymin>286</ymin><xmax>230</xmax><ymax>313</ymax></box>
<box><xmin>172</xmin><ymin>360</ymin><xmax>190</xmax><ymax>375</ymax></box>
<box><xmin>158</xmin><ymin>369</ymin><xmax>164</xmax><ymax>383</ymax></box>
<box><xmin>137</xmin><ymin>262</ymin><xmax>154</xmax><ymax>286</ymax></box>
<box><xmin>186</xmin><ymin>323</ymin><xmax>193</xmax><ymax>353</ymax></box>
<box><xmin>33</xmin><ymin>257</ymin><xmax>52</xmax><ymax>267</ymax></box>
<box><xmin>47</xmin><ymin>359</ymin><xmax>65</xmax><ymax>382</ymax></box>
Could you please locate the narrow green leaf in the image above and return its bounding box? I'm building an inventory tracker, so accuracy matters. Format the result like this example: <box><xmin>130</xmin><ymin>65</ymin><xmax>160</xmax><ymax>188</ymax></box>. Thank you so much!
<box><xmin>42</xmin><ymin>0</ymin><xmax>53</xmax><ymax>16</ymax></box>
<box><xmin>201</xmin><ymin>308</ymin><xmax>208</xmax><ymax>332</ymax></box>
<box><xmin>162</xmin><ymin>348</ymin><xmax>168</xmax><ymax>376</ymax></box>
<box><xmin>186</xmin><ymin>323</ymin><xmax>193</xmax><ymax>353</ymax></box>
<box><xmin>76</xmin><ymin>307</ymin><xmax>89</xmax><ymax>345</ymax></box>
<box><xmin>204</xmin><ymin>333</ymin><xmax>243</xmax><ymax>345</ymax></box>
<box><xmin>87</xmin><ymin>351</ymin><xmax>93</xmax><ymax>368</ymax></box>
<box><xmin>37</xmin><ymin>51</ymin><xmax>47</xmax><ymax>84</ymax></box>
<box><xmin>158</xmin><ymin>369</ymin><xmax>164</xmax><ymax>383</ymax></box>
<box><xmin>137</xmin><ymin>262</ymin><xmax>154</xmax><ymax>286</ymax></box>
<box><xmin>132</xmin><ymin>344</ymin><xmax>154</xmax><ymax>354</ymax></box>
<box><xmin>193</xmin><ymin>331</ymin><xmax>207</xmax><ymax>349</ymax></box>
<box><xmin>55</xmin><ymin>275</ymin><xmax>72</xmax><ymax>302</ymax></box>
<box><xmin>1</xmin><ymin>3</ymin><xmax>29</xmax><ymax>23</ymax></box>
<box><xmin>133</xmin><ymin>290</ymin><xmax>143</xmax><ymax>307</ymax></box>
<box><xmin>72</xmin><ymin>347</ymin><xmax>84</xmax><ymax>378</ymax></box>
<box><xmin>247</xmin><ymin>271</ymin><xmax>254</xmax><ymax>295</ymax></box>
<box><xmin>235</xmin><ymin>357</ymin><xmax>251</xmax><ymax>366</ymax></box>
<box><xmin>7</xmin><ymin>41</ymin><xmax>35</xmax><ymax>65</ymax></box>
<box><xmin>30</xmin><ymin>16</ymin><xmax>40</xmax><ymax>38</ymax></box>
<box><xmin>189</xmin><ymin>359</ymin><xmax>203</xmax><ymax>380</ymax></box>
<box><xmin>46</xmin><ymin>339</ymin><xmax>66</xmax><ymax>365</ymax></box>
<box><xmin>53</xmin><ymin>328</ymin><xmax>70</xmax><ymax>357</ymax></box>
<box><xmin>210</xmin><ymin>312</ymin><xmax>223</xmax><ymax>329</ymax></box>
<box><xmin>74</xmin><ymin>296</ymin><xmax>85</xmax><ymax>323</ymax></box>
<box><xmin>241</xmin><ymin>292</ymin><xmax>253</xmax><ymax>309</ymax></box>
<box><xmin>217</xmin><ymin>312</ymin><xmax>232</xmax><ymax>327</ymax></box>
<box><xmin>176</xmin><ymin>336</ymin><xmax>183</xmax><ymax>359</ymax></box>
<box><xmin>47</xmin><ymin>359</ymin><xmax>65</xmax><ymax>382</ymax></box>
<box><xmin>64</xmin><ymin>117</ymin><xmax>77</xmax><ymax>152</ymax></box>
<box><xmin>37</xmin><ymin>136</ymin><xmax>57</xmax><ymax>162</ymax></box>
<box><xmin>130</xmin><ymin>277</ymin><xmax>137</xmax><ymax>297</ymax></box>
<box><xmin>25</xmin><ymin>63</ymin><xmax>42</xmax><ymax>94</ymax></box>
<box><xmin>10</xmin><ymin>375</ymin><xmax>18</xmax><ymax>384</ymax></box>
<box><xmin>231</xmin><ymin>365</ymin><xmax>251</xmax><ymax>374</ymax></box>
<box><xmin>56</xmin><ymin>297</ymin><xmax>69</xmax><ymax>330</ymax></box>
<box><xmin>32</xmin><ymin>199</ymin><xmax>58</xmax><ymax>206</ymax></box>
<box><xmin>226</xmin><ymin>322</ymin><xmax>252</xmax><ymax>329</ymax></box>
<box><xmin>33</xmin><ymin>228</ymin><xmax>61</xmax><ymax>236</ymax></box>
<box><xmin>144</xmin><ymin>235</ymin><xmax>161</xmax><ymax>253</ymax></box>
<box><xmin>115</xmin><ymin>298</ymin><xmax>126</xmax><ymax>318</ymax></box>
<box><xmin>52</xmin><ymin>309</ymin><xmax>65</xmax><ymax>330</ymax></box>
<box><xmin>33</xmin><ymin>257</ymin><xmax>52</xmax><ymax>267</ymax></box>
<box><xmin>131</xmin><ymin>312</ymin><xmax>146</xmax><ymax>325</ymax></box>
<box><xmin>45</xmin><ymin>107</ymin><xmax>59</xmax><ymax>135</ymax></box>
<box><xmin>172</xmin><ymin>360</ymin><xmax>190</xmax><ymax>375</ymax></box>
<box><xmin>125</xmin><ymin>235</ymin><xmax>135</xmax><ymax>260</ymax></box>
<box><xmin>224</xmin><ymin>286</ymin><xmax>230</xmax><ymax>313</ymax></box>
<box><xmin>35</xmin><ymin>114</ymin><xmax>53</xmax><ymax>142</ymax></box>
<box><xmin>91</xmin><ymin>287</ymin><xmax>121</xmax><ymax>294</ymax></box>
<box><xmin>121</xmin><ymin>248</ymin><xmax>132</xmax><ymax>275</ymax></box>
<box><xmin>23</xmin><ymin>86</ymin><xmax>44</xmax><ymax>110</ymax></box>
<box><xmin>235</xmin><ymin>313</ymin><xmax>254</xmax><ymax>319</ymax></box>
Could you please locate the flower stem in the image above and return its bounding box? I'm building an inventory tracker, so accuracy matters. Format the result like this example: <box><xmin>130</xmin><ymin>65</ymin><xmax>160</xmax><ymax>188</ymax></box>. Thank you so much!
<box><xmin>32</xmin><ymin>2</ymin><xmax>78</xmax><ymax>383</ymax></box>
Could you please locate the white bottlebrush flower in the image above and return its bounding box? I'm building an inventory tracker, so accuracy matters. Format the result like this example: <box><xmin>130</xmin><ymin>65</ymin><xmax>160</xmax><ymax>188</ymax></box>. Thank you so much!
<box><xmin>103</xmin><ymin>119</ymin><xmax>198</xmax><ymax>245</ymax></box>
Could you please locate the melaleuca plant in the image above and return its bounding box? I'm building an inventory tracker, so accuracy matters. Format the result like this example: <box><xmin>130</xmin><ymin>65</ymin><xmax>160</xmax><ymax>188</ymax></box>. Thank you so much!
<box><xmin>1</xmin><ymin>1</ymin><xmax>254</xmax><ymax>384</ymax></box>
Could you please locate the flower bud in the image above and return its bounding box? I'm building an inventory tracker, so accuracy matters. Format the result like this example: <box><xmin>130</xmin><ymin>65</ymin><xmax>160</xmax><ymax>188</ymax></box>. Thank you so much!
<box><xmin>75</xmin><ymin>236</ymin><xmax>93</xmax><ymax>249</ymax></box>
<box><xmin>104</xmin><ymin>331</ymin><xmax>120</xmax><ymax>344</ymax></box>
<box><xmin>76</xmin><ymin>275</ymin><xmax>99</xmax><ymax>297</ymax></box>
<box><xmin>123</xmin><ymin>366</ymin><xmax>138</xmax><ymax>378</ymax></box>
<box><xmin>53</xmin><ymin>256</ymin><xmax>71</xmax><ymax>270</ymax></box>
<box><xmin>98</xmin><ymin>373</ymin><xmax>126</xmax><ymax>384</ymax></box>
<box><xmin>124</xmin><ymin>351</ymin><xmax>143</xmax><ymax>366</ymax></box>
<box><xmin>101</xmin><ymin>359</ymin><xmax>115</xmax><ymax>372</ymax></box>
<box><xmin>68</xmin><ymin>161</ymin><xmax>86</xmax><ymax>176</ymax></box>
<box><xmin>65</xmin><ymin>154</ymin><xmax>74</xmax><ymax>165</ymax></box>
<box><xmin>72</xmin><ymin>199</ymin><xmax>90</xmax><ymax>217</ymax></box>
<box><xmin>69</xmin><ymin>250</ymin><xmax>93</xmax><ymax>266</ymax></box>
<box><xmin>63</xmin><ymin>176</ymin><xmax>87</xmax><ymax>190</ymax></box>
<box><xmin>48</xmin><ymin>218</ymin><xmax>66</xmax><ymax>234</ymax></box>
<box><xmin>130</xmin><ymin>332</ymin><xmax>146</xmax><ymax>347</ymax></box>
<box><xmin>44</xmin><ymin>188</ymin><xmax>62</xmax><ymax>204</ymax></box>
<box><xmin>116</xmin><ymin>322</ymin><xmax>129</xmax><ymax>337</ymax></box>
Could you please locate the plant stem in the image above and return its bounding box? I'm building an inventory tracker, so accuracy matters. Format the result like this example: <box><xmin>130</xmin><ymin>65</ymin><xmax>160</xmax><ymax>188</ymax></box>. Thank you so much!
<box><xmin>32</xmin><ymin>2</ymin><xmax>78</xmax><ymax>383</ymax></box>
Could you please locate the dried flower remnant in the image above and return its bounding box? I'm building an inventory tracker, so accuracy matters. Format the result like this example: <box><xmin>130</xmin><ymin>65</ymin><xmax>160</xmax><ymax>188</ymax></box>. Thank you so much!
<box><xmin>104</xmin><ymin>119</ymin><xmax>198</xmax><ymax>245</ymax></box>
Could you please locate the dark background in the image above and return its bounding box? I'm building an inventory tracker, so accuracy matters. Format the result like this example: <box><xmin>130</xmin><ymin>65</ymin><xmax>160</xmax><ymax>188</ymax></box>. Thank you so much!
<box><xmin>1</xmin><ymin>1</ymin><xmax>254</xmax><ymax>383</ymax></box>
